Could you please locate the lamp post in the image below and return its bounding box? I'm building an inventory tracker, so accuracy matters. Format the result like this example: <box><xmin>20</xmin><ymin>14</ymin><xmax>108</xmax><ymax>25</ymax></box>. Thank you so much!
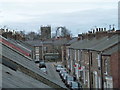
<box><xmin>88</xmin><ymin>50</ymin><xmax>92</xmax><ymax>89</ymax></box>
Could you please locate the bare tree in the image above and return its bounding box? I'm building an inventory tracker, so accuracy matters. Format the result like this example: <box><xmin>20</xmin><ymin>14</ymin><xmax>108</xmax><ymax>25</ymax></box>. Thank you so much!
<box><xmin>26</xmin><ymin>31</ymin><xmax>40</xmax><ymax>40</ymax></box>
<box><xmin>55</xmin><ymin>26</ymin><xmax>72</xmax><ymax>38</ymax></box>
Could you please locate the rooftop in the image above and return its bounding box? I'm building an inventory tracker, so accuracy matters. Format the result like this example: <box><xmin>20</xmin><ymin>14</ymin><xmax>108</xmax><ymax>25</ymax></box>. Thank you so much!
<box><xmin>70</xmin><ymin>34</ymin><xmax>120</xmax><ymax>54</ymax></box>
<box><xmin>0</xmin><ymin>36</ymin><xmax>67</xmax><ymax>88</ymax></box>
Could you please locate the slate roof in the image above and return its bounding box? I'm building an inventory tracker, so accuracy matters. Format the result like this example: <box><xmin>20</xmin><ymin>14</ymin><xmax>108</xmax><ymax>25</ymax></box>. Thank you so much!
<box><xmin>103</xmin><ymin>45</ymin><xmax>119</xmax><ymax>55</ymax></box>
<box><xmin>66</xmin><ymin>37</ymin><xmax>78</xmax><ymax>45</ymax></box>
<box><xmin>16</xmin><ymin>40</ymin><xmax>34</xmax><ymax>50</ymax></box>
<box><xmin>53</xmin><ymin>38</ymin><xmax>69</xmax><ymax>46</ymax></box>
<box><xmin>25</xmin><ymin>40</ymin><xmax>53</xmax><ymax>47</ymax></box>
<box><xmin>7</xmin><ymin>38</ymin><xmax>33</xmax><ymax>54</ymax></box>
<box><xmin>2</xmin><ymin>63</ymin><xmax>51</xmax><ymax>88</ymax></box>
<box><xmin>1</xmin><ymin>39</ymin><xmax>66</xmax><ymax>88</ymax></box>
<box><xmin>26</xmin><ymin>38</ymin><xmax>69</xmax><ymax>47</ymax></box>
<box><xmin>70</xmin><ymin>35</ymin><xmax>120</xmax><ymax>53</ymax></box>
<box><xmin>25</xmin><ymin>40</ymin><xmax>43</xmax><ymax>47</ymax></box>
<box><xmin>90</xmin><ymin>35</ymin><xmax>119</xmax><ymax>51</ymax></box>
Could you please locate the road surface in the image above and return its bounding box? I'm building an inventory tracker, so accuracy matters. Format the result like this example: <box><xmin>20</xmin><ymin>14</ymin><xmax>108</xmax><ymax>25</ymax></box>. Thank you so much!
<box><xmin>46</xmin><ymin>62</ymin><xmax>65</xmax><ymax>85</ymax></box>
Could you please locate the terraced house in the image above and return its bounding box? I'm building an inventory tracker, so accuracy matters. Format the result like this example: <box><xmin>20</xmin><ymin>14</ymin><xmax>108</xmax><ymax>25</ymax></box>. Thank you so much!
<box><xmin>62</xmin><ymin>28</ymin><xmax>120</xmax><ymax>88</ymax></box>
<box><xmin>0</xmin><ymin>35</ymin><xmax>67</xmax><ymax>89</ymax></box>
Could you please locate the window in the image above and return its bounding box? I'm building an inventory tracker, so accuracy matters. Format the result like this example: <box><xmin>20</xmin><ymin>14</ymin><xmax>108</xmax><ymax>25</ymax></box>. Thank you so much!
<box><xmin>67</xmin><ymin>49</ymin><xmax>69</xmax><ymax>56</ymax></box>
<box><xmin>78</xmin><ymin>50</ymin><xmax>80</xmax><ymax>61</ymax></box>
<box><xmin>75</xmin><ymin>50</ymin><xmax>76</xmax><ymax>61</ymax></box>
<box><xmin>105</xmin><ymin>59</ymin><xmax>108</xmax><ymax>75</ymax></box>
<box><xmin>97</xmin><ymin>54</ymin><xmax>101</xmax><ymax>68</ymax></box>
<box><xmin>36</xmin><ymin>55</ymin><xmax>39</xmax><ymax>59</ymax></box>
<box><xmin>35</xmin><ymin>47</ymin><xmax>39</xmax><ymax>50</ymax></box>
<box><xmin>35</xmin><ymin>50</ymin><xmax>39</xmax><ymax>53</ymax></box>
<box><xmin>35</xmin><ymin>47</ymin><xmax>39</xmax><ymax>53</ymax></box>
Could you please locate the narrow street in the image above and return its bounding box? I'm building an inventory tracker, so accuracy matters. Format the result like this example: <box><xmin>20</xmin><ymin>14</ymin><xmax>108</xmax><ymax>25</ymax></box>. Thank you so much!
<box><xmin>46</xmin><ymin>62</ymin><xmax>62</xmax><ymax>82</ymax></box>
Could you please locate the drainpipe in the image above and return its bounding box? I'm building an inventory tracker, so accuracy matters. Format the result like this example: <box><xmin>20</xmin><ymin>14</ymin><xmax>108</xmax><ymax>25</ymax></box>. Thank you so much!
<box><xmin>88</xmin><ymin>50</ymin><xmax>92</xmax><ymax>89</ymax></box>
<box><xmin>42</xmin><ymin>41</ymin><xmax>44</xmax><ymax>61</ymax></box>
<box><xmin>99</xmin><ymin>52</ymin><xmax>104</xmax><ymax>90</ymax></box>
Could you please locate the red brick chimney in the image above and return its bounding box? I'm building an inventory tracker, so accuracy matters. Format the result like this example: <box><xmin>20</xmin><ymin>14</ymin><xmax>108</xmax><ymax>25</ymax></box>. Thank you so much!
<box><xmin>66</xmin><ymin>35</ymin><xmax>71</xmax><ymax>40</ymax></box>
<box><xmin>95</xmin><ymin>28</ymin><xmax>108</xmax><ymax>39</ymax></box>
<box><xmin>78</xmin><ymin>34</ymin><xmax>83</xmax><ymax>40</ymax></box>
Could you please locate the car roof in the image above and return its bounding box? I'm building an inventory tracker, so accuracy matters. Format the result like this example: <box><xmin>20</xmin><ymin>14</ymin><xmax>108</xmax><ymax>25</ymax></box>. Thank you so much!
<box><xmin>67</xmin><ymin>75</ymin><xmax>73</xmax><ymax>78</ymax></box>
<box><xmin>57</xmin><ymin>64</ymin><xmax>62</xmax><ymax>66</ymax></box>
<box><xmin>70</xmin><ymin>81</ymin><xmax>78</xmax><ymax>84</ymax></box>
<box><xmin>40</xmin><ymin>67</ymin><xmax>46</xmax><ymax>69</ymax></box>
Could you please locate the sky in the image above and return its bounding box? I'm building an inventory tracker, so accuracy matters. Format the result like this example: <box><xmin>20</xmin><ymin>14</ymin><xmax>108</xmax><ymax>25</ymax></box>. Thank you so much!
<box><xmin>0</xmin><ymin>0</ymin><xmax>119</xmax><ymax>36</ymax></box>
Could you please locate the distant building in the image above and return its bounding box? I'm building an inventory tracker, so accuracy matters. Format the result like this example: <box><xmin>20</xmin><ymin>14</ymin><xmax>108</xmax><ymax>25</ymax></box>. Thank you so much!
<box><xmin>41</xmin><ymin>26</ymin><xmax>51</xmax><ymax>40</ymax></box>
<box><xmin>118</xmin><ymin>1</ymin><xmax>120</xmax><ymax>29</ymax></box>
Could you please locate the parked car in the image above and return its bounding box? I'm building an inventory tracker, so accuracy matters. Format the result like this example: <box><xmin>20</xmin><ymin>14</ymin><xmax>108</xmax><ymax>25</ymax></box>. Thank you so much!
<box><xmin>35</xmin><ymin>60</ymin><xmax>39</xmax><ymax>63</ymax></box>
<box><xmin>40</xmin><ymin>67</ymin><xmax>47</xmax><ymax>74</ymax></box>
<box><xmin>62</xmin><ymin>73</ymin><xmax>69</xmax><ymax>82</ymax></box>
<box><xmin>39</xmin><ymin>61</ymin><xmax>46</xmax><ymax>68</ymax></box>
<box><xmin>65</xmin><ymin>75</ymin><xmax>74</xmax><ymax>87</ymax></box>
<box><xmin>34</xmin><ymin>60</ymin><xmax>39</xmax><ymax>67</ymax></box>
<box><xmin>69</xmin><ymin>81</ymin><xmax>82</xmax><ymax>89</ymax></box>
<box><xmin>59</xmin><ymin>68</ymin><xmax>67</xmax><ymax>76</ymax></box>
<box><xmin>60</xmin><ymin>70</ymin><xmax>66</xmax><ymax>76</ymax></box>
<box><xmin>56</xmin><ymin>65</ymin><xmax>63</xmax><ymax>72</ymax></box>
<box><xmin>61</xmin><ymin>71</ymin><xmax>67</xmax><ymax>79</ymax></box>
<box><xmin>59</xmin><ymin>68</ymin><xmax>66</xmax><ymax>73</ymax></box>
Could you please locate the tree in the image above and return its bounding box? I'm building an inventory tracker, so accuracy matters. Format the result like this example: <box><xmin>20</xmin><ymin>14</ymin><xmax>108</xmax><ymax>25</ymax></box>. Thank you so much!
<box><xmin>26</xmin><ymin>31</ymin><xmax>40</xmax><ymax>40</ymax></box>
<box><xmin>55</xmin><ymin>26</ymin><xmax>72</xmax><ymax>38</ymax></box>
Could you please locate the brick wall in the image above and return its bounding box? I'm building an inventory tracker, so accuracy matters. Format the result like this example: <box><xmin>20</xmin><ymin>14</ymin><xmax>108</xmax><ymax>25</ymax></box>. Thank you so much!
<box><xmin>110</xmin><ymin>51</ymin><xmax>120</xmax><ymax>88</ymax></box>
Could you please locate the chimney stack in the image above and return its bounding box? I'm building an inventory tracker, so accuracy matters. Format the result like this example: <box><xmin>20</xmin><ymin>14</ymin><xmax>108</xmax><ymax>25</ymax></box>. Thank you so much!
<box><xmin>78</xmin><ymin>34</ymin><xmax>83</xmax><ymax>40</ymax></box>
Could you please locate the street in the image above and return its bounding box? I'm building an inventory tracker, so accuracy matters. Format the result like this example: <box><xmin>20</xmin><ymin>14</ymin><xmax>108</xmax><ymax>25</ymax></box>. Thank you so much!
<box><xmin>46</xmin><ymin>62</ymin><xmax>66</xmax><ymax>86</ymax></box>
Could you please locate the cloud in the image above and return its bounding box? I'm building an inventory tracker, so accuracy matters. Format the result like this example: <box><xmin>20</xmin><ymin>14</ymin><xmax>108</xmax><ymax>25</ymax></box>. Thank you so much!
<box><xmin>0</xmin><ymin>0</ymin><xmax>118</xmax><ymax>3</ymax></box>
<box><xmin>0</xmin><ymin>0</ymin><xmax>118</xmax><ymax>36</ymax></box>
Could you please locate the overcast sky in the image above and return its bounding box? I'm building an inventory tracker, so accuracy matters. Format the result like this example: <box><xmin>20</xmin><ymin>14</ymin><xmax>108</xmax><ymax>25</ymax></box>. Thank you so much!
<box><xmin>0</xmin><ymin>0</ymin><xmax>119</xmax><ymax>36</ymax></box>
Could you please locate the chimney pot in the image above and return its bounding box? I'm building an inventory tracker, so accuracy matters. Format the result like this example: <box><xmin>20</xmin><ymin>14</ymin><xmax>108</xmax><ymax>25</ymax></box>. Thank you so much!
<box><xmin>93</xmin><ymin>29</ymin><xmax>95</xmax><ymax>33</ymax></box>
<box><xmin>104</xmin><ymin>28</ymin><xmax>106</xmax><ymax>31</ymax></box>
<box><xmin>6</xmin><ymin>29</ymin><xmax>8</xmax><ymax>32</ymax></box>
<box><xmin>96</xmin><ymin>28</ymin><xmax>98</xmax><ymax>32</ymax></box>
<box><xmin>101</xmin><ymin>28</ymin><xmax>103</xmax><ymax>31</ymax></box>
<box><xmin>99</xmin><ymin>28</ymin><xmax>101</xmax><ymax>32</ymax></box>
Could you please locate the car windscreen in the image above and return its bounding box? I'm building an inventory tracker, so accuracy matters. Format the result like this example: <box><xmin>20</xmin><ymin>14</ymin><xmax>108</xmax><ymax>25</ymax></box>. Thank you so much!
<box><xmin>40</xmin><ymin>62</ymin><xmax>45</xmax><ymax>64</ymax></box>
<box><xmin>35</xmin><ymin>61</ymin><xmax>39</xmax><ymax>63</ymax></box>
<box><xmin>67</xmin><ymin>76</ymin><xmax>73</xmax><ymax>81</ymax></box>
<box><xmin>57</xmin><ymin>65</ymin><xmax>63</xmax><ymax>68</ymax></box>
<box><xmin>72</xmin><ymin>82</ymin><xmax>78</xmax><ymax>88</ymax></box>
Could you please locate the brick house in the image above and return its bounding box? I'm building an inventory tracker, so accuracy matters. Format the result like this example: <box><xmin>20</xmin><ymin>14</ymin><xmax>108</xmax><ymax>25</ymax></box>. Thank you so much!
<box><xmin>26</xmin><ymin>37</ymin><xmax>69</xmax><ymax>62</ymax></box>
<box><xmin>26</xmin><ymin>40</ymin><xmax>53</xmax><ymax>61</ymax></box>
<box><xmin>64</xmin><ymin>29</ymin><xmax>120</xmax><ymax>89</ymax></box>
<box><xmin>61</xmin><ymin>37</ymin><xmax>78</xmax><ymax>68</ymax></box>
